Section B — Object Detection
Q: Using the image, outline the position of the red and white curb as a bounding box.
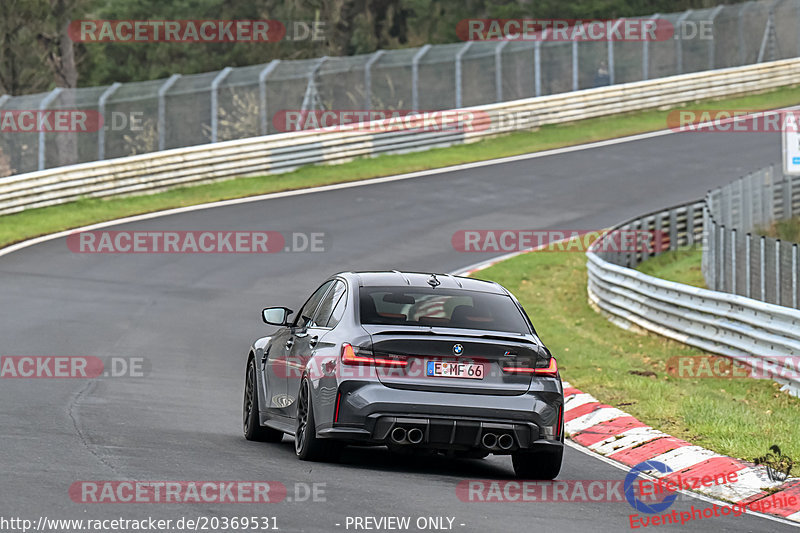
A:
[562,381,800,523]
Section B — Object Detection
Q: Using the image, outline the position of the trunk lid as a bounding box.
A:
[362,325,545,395]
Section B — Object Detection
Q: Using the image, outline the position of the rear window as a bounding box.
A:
[359,286,530,333]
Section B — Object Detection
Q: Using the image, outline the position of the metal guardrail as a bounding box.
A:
[3,58,800,216]
[586,200,800,398]
[703,166,800,308]
[0,0,793,176]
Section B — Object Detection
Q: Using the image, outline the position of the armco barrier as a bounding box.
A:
[2,58,800,215]
[586,200,800,398]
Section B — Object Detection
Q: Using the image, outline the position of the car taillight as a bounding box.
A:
[502,357,558,376]
[341,343,408,367]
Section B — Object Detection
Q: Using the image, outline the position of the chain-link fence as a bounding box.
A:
[1,0,798,177]
[703,166,800,309]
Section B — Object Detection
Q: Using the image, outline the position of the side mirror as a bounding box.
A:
[262,307,293,326]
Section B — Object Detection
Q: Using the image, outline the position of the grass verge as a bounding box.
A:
[636,247,706,288]
[3,85,800,249]
[758,217,800,243]
[478,249,799,474]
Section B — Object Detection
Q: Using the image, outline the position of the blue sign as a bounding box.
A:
[624,460,677,514]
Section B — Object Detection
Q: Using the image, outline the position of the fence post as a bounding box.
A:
[719,225,726,291]
[258,60,280,136]
[731,228,737,294]
[455,42,473,109]
[776,239,782,305]
[157,74,181,151]
[534,30,545,97]
[97,82,121,160]
[793,243,798,308]
[642,14,660,80]
[738,3,752,65]
[364,50,384,110]
[675,10,693,74]
[495,41,509,102]
[783,172,792,220]
[38,88,63,171]
[746,232,752,298]
[607,19,623,85]
[708,5,725,69]
[760,236,766,300]
[572,22,583,91]
[210,67,233,144]
[411,45,432,112]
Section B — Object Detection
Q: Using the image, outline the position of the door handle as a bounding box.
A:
[285,339,294,350]
[309,336,318,348]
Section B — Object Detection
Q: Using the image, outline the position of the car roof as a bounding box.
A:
[334,271,509,295]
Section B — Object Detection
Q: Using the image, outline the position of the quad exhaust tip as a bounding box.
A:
[497,433,514,450]
[482,433,498,449]
[407,428,424,444]
[390,427,407,443]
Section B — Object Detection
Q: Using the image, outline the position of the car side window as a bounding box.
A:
[293,281,334,329]
[313,281,347,328]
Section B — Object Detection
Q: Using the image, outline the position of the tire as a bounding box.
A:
[243,358,283,442]
[295,379,342,462]
[512,447,563,480]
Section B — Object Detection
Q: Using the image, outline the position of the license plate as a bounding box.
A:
[426,361,484,380]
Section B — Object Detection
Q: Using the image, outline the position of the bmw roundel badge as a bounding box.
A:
[453,344,463,355]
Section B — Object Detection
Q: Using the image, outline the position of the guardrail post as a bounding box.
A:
[97,82,121,160]
[411,45,431,112]
[686,203,695,246]
[258,60,280,136]
[746,233,752,298]
[731,228,738,294]
[38,88,63,171]
[364,50,384,110]
[708,5,724,69]
[495,41,509,102]
[675,10,693,74]
[210,67,233,144]
[760,236,766,300]
[669,209,677,250]
[642,14,660,80]
[455,42,473,109]
[158,74,181,151]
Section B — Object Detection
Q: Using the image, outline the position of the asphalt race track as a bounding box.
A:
[1,128,797,532]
